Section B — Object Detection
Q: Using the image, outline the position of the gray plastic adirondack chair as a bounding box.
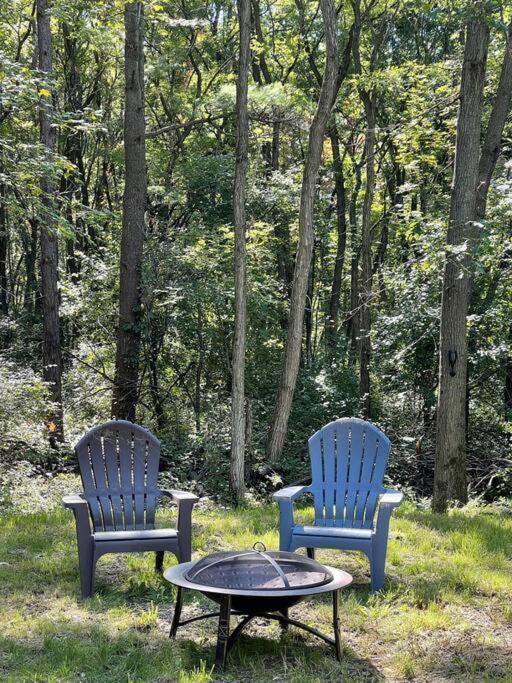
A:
[63,420,198,599]
[273,418,403,592]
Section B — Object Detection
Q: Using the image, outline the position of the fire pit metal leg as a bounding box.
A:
[170,586,184,639]
[333,589,342,661]
[214,595,232,672]
[279,607,289,633]
[226,614,256,653]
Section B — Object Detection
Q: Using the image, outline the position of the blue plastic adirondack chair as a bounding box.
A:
[273,418,403,591]
[63,421,198,598]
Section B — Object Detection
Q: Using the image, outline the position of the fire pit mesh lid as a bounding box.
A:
[184,546,333,591]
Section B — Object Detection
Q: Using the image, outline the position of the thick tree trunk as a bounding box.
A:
[37,0,64,443]
[267,0,339,464]
[433,15,489,513]
[325,125,347,347]
[230,0,251,501]
[111,2,147,421]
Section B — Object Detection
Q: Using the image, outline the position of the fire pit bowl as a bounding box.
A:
[164,545,352,671]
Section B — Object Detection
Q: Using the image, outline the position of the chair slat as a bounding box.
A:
[321,424,336,525]
[118,429,135,529]
[88,432,114,531]
[103,427,124,530]
[343,421,364,527]
[132,431,148,530]
[364,438,390,527]
[353,428,378,526]
[76,444,103,530]
[144,439,160,528]
[334,422,350,527]
[309,432,325,526]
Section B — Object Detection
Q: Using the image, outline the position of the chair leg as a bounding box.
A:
[155,551,164,572]
[306,547,315,560]
[78,545,95,599]
[369,551,385,592]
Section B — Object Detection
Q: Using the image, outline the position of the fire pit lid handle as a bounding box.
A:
[252,542,291,589]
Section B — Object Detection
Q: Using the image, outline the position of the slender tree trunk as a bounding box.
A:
[37,0,64,443]
[346,159,361,357]
[505,323,512,415]
[194,304,204,433]
[0,160,8,315]
[476,18,512,221]
[325,125,347,347]
[111,2,147,421]
[61,21,85,280]
[433,14,489,513]
[358,93,376,417]
[23,219,38,315]
[230,0,251,501]
[267,0,339,464]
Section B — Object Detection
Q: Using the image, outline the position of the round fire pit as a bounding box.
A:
[164,545,352,671]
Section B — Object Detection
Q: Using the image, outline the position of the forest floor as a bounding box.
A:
[0,492,511,683]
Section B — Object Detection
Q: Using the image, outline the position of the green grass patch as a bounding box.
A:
[0,499,511,681]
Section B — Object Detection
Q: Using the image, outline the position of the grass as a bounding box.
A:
[0,497,511,682]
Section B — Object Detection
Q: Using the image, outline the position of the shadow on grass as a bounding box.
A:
[416,640,512,681]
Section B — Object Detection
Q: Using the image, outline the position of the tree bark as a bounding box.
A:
[37,0,64,443]
[267,0,339,464]
[111,2,147,421]
[345,156,362,357]
[325,124,347,347]
[230,0,251,501]
[61,20,85,280]
[358,92,376,417]
[476,18,512,220]
[433,14,489,513]
[0,158,8,315]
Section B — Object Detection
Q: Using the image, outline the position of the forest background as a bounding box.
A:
[1,0,511,510]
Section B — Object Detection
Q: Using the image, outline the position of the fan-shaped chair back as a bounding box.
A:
[75,420,161,532]
[308,418,390,529]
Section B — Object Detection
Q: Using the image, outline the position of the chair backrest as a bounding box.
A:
[307,418,390,529]
[75,420,161,532]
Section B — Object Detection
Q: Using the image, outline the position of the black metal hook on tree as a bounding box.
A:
[448,350,458,377]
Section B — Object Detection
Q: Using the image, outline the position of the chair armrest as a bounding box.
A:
[158,489,199,504]
[62,494,92,537]
[272,485,308,503]
[159,489,197,562]
[62,494,87,510]
[379,489,403,508]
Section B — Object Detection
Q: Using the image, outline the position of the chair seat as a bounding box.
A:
[94,528,178,543]
[292,525,373,540]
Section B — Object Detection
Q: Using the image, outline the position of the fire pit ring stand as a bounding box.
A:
[164,548,352,671]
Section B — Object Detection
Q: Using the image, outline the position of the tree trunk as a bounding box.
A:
[358,93,376,418]
[345,158,362,357]
[230,0,251,501]
[505,323,512,415]
[61,20,85,280]
[476,18,512,220]
[267,0,339,465]
[37,0,64,443]
[111,2,147,421]
[325,125,347,347]
[0,159,8,315]
[433,14,489,513]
